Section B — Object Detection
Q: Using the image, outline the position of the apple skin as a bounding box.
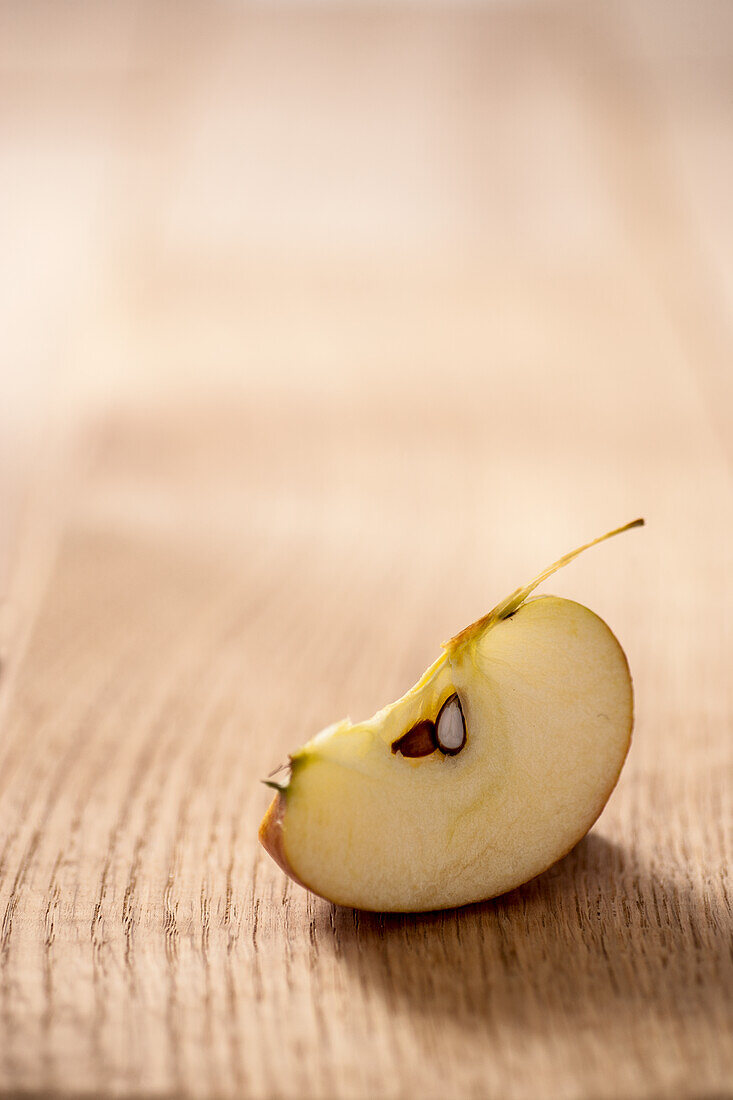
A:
[260,595,634,912]
[259,792,309,890]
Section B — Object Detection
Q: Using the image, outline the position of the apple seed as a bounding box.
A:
[391,720,438,758]
[436,693,466,755]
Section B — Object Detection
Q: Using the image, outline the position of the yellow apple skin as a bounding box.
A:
[259,595,634,912]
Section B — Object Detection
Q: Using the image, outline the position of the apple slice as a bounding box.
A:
[260,519,642,912]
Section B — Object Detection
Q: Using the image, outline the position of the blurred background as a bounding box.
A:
[1,2,732,1096]
[3,0,732,704]
[3,1,732,550]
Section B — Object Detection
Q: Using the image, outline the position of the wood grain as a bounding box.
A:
[1,1,732,1097]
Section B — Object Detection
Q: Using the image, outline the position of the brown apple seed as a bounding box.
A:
[391,719,438,758]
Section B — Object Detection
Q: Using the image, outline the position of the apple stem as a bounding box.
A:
[446,518,644,648]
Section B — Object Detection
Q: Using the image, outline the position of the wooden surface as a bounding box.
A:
[1,2,732,1097]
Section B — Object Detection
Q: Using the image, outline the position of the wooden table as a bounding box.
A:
[1,2,731,1096]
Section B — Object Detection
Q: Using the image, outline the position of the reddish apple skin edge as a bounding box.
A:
[259,792,309,891]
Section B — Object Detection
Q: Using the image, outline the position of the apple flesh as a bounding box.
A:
[260,521,641,911]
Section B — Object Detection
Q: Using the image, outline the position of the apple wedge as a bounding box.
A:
[260,519,642,911]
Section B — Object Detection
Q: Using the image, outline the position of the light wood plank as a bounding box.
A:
[0,2,731,1097]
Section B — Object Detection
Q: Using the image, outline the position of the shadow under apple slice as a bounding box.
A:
[311,833,732,1056]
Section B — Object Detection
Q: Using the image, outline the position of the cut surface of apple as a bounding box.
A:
[260,520,642,912]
